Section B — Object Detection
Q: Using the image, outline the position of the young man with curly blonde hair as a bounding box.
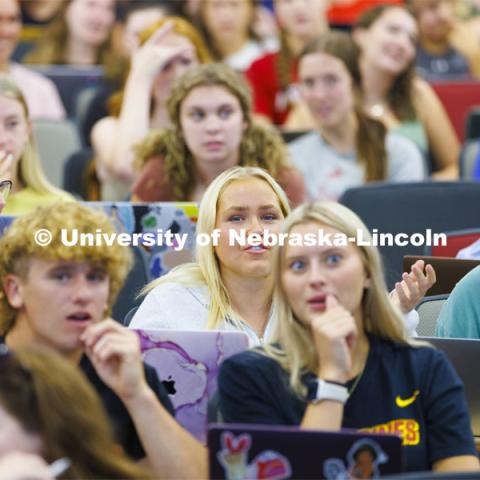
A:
[0,202,206,478]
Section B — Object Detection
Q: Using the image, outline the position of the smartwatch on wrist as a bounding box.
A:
[312,379,349,405]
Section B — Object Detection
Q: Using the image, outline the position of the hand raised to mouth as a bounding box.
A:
[0,151,14,178]
[312,294,358,384]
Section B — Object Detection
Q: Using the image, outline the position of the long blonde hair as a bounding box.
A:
[142,166,291,329]
[266,202,414,396]
[0,75,66,197]
[134,63,289,200]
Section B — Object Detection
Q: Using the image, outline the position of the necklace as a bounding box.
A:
[348,366,365,397]
[369,103,385,119]
[347,335,370,397]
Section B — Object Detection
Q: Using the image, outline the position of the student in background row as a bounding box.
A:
[0,75,72,215]
[218,201,479,473]
[0,0,65,120]
[289,31,425,202]
[77,0,170,152]
[198,0,277,72]
[131,63,306,206]
[245,0,329,126]
[15,0,63,62]
[131,166,434,344]
[289,4,459,179]
[91,17,210,201]
[409,0,480,81]
[24,0,122,85]
[20,0,63,27]
[0,346,151,478]
[355,4,459,179]
[115,0,169,59]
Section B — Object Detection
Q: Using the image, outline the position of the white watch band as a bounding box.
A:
[312,379,349,405]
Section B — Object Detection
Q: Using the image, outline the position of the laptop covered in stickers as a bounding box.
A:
[86,202,199,279]
[85,202,198,320]
[208,424,404,479]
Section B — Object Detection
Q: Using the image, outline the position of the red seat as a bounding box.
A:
[431,81,480,141]
[327,0,404,26]
[429,229,480,257]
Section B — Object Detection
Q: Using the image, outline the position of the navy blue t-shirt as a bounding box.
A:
[416,46,471,81]
[218,336,477,472]
[80,355,174,460]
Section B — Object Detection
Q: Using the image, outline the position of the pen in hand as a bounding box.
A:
[48,457,71,477]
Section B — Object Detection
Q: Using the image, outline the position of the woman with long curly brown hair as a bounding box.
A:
[132,62,306,206]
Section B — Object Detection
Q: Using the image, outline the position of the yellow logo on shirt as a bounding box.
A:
[396,390,420,408]
[360,419,420,446]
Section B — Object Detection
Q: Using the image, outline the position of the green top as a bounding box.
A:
[2,186,75,215]
[392,121,429,155]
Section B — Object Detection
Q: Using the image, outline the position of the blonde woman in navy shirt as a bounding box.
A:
[218,201,478,473]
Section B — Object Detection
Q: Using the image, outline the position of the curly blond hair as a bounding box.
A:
[0,203,133,334]
[135,63,289,200]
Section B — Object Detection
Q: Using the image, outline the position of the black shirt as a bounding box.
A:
[80,355,174,460]
[218,335,477,472]
[0,335,174,461]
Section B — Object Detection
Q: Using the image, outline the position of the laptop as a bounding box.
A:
[208,424,404,479]
[87,202,198,280]
[403,256,480,296]
[419,337,480,438]
[135,329,249,443]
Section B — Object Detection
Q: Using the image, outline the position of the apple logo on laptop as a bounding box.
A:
[162,376,177,395]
